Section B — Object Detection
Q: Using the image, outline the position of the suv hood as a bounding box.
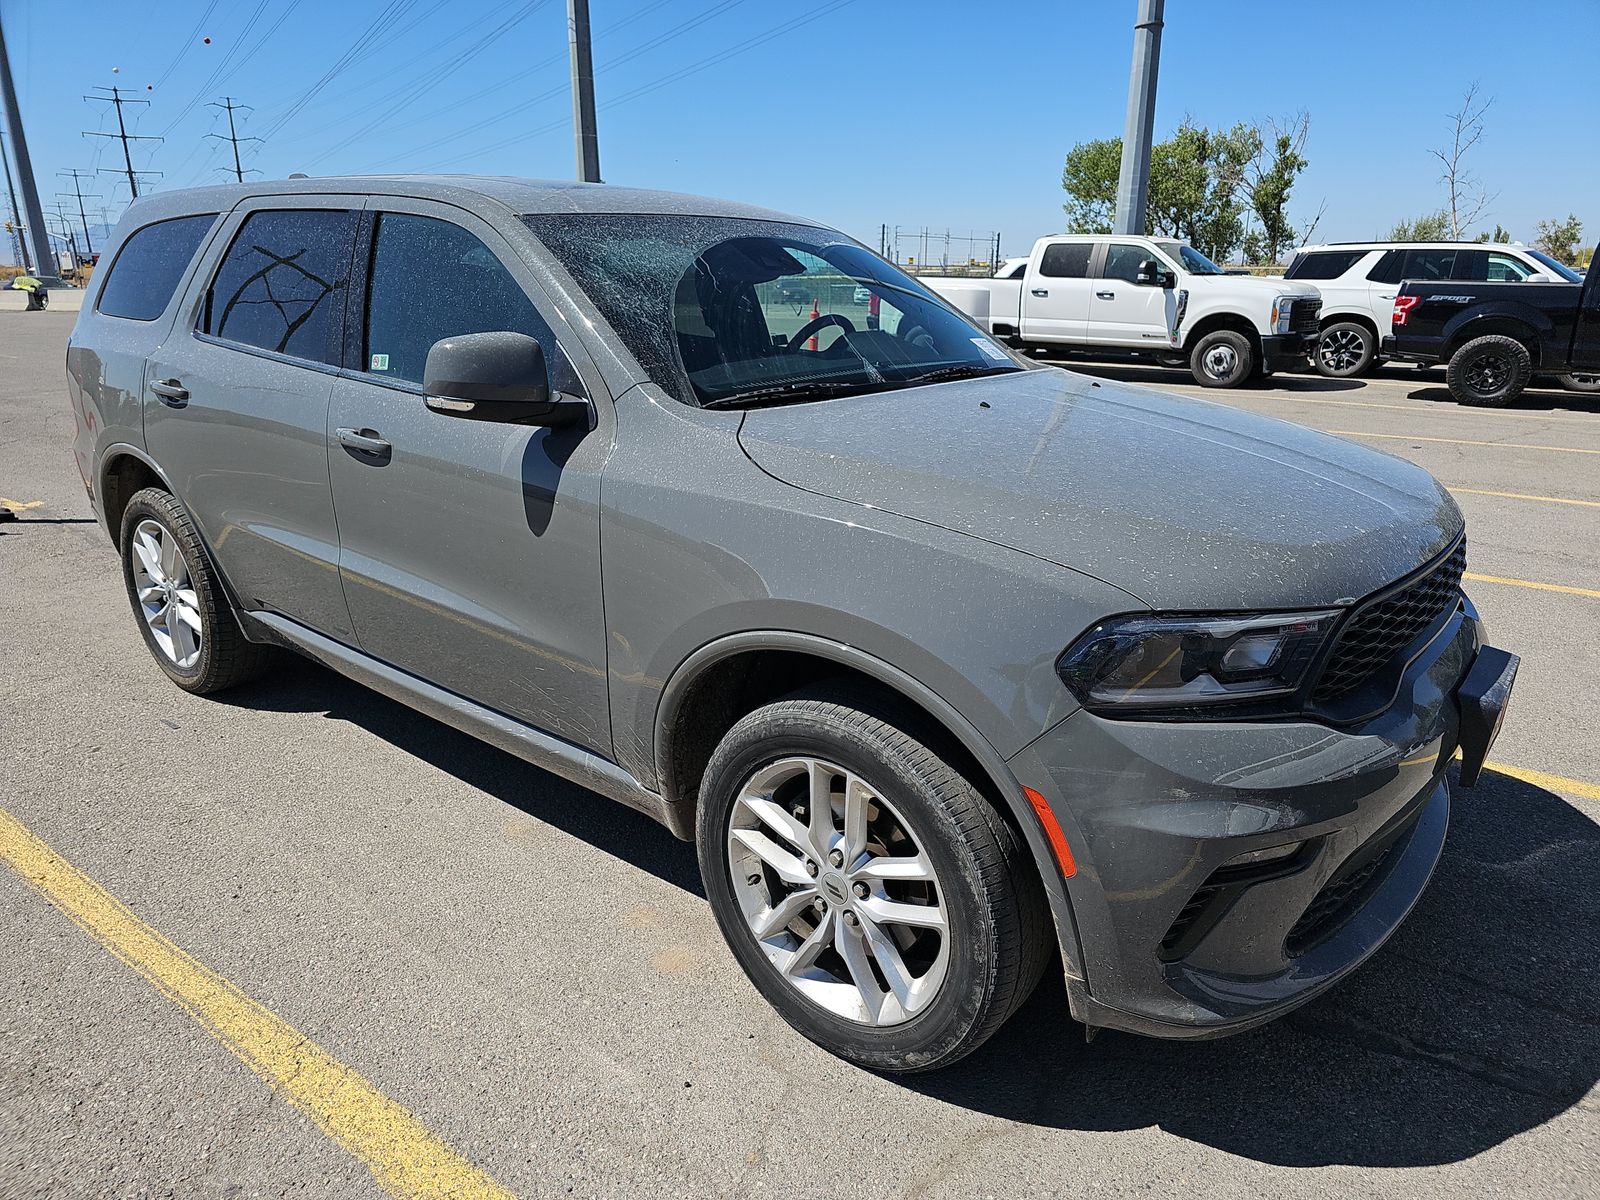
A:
[737,368,1462,610]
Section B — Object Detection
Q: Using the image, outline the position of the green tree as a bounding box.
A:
[1532,214,1584,264]
[1061,138,1122,234]
[1244,113,1310,264]
[1387,212,1452,241]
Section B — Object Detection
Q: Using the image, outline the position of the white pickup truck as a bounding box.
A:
[924,234,1321,387]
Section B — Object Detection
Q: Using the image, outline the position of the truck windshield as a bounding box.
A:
[1156,242,1225,275]
[1526,249,1583,283]
[522,213,1021,407]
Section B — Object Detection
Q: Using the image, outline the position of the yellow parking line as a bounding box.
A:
[1485,763,1600,804]
[1328,430,1600,455]
[1464,571,1600,600]
[0,497,44,511]
[0,807,515,1200]
[1449,487,1600,508]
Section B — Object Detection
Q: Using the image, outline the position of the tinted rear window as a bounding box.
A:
[1038,243,1092,278]
[1284,250,1364,280]
[95,214,217,321]
[205,209,359,364]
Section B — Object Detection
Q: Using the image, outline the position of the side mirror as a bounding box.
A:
[1522,272,1554,284]
[1135,258,1176,288]
[423,331,590,427]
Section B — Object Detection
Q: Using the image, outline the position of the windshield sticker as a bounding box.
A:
[370,353,390,371]
[970,337,1011,362]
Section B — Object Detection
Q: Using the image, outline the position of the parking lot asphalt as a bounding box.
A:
[3,310,1597,1199]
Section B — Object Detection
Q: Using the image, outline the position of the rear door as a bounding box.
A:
[325,199,613,751]
[143,198,361,641]
[1019,240,1092,343]
[1090,242,1177,346]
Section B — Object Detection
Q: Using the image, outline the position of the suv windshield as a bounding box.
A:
[522,214,1021,406]
[1155,242,1224,275]
[1526,249,1584,283]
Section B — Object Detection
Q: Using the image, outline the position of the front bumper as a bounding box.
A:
[1009,600,1514,1039]
[1261,331,1318,372]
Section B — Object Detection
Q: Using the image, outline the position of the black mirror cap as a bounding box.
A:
[423,331,589,427]
[1136,258,1175,287]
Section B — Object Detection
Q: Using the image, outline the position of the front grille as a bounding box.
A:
[1284,850,1391,956]
[1288,297,1321,334]
[1312,539,1466,703]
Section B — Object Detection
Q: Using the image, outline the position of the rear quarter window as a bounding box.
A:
[94,214,218,321]
[1038,243,1092,278]
[1284,250,1364,281]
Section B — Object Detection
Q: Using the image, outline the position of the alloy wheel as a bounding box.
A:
[129,518,203,669]
[1319,328,1367,373]
[726,756,950,1027]
[1464,353,1509,395]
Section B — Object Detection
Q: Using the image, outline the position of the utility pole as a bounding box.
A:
[0,129,27,270]
[85,86,162,200]
[566,0,601,183]
[58,169,100,260]
[0,9,51,278]
[1112,0,1164,236]
[206,97,261,183]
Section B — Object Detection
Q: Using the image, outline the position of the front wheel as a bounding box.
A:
[1446,335,1532,407]
[1316,321,1376,377]
[697,687,1050,1073]
[1188,330,1254,388]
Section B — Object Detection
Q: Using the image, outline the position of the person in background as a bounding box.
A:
[11,273,47,310]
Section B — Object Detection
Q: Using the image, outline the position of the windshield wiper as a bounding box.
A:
[699,379,891,410]
[900,364,1022,385]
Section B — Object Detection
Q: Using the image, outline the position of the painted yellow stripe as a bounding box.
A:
[0,497,44,511]
[0,807,516,1200]
[1485,763,1600,804]
[1328,430,1600,455]
[1464,571,1600,600]
[1449,487,1600,508]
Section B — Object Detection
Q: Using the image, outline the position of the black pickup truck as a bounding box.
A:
[1383,267,1600,406]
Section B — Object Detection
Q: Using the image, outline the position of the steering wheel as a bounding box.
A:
[787,312,856,351]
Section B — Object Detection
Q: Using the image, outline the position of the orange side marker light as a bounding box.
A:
[1023,786,1077,878]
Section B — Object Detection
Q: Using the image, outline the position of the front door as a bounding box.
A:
[326,202,613,752]
[1090,243,1179,347]
[144,200,362,641]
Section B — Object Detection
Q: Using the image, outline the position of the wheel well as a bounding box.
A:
[1182,312,1260,355]
[1448,321,1541,366]
[1320,312,1380,340]
[100,455,165,547]
[661,649,1009,841]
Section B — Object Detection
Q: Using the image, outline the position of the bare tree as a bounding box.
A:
[1429,83,1496,239]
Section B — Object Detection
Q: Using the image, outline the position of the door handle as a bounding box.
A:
[1030,288,1049,297]
[150,379,189,405]
[1378,293,1395,300]
[336,427,392,460]
[1096,290,1116,299]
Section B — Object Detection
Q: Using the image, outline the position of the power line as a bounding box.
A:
[56,169,102,259]
[158,0,274,137]
[206,97,262,182]
[152,0,222,91]
[84,86,163,199]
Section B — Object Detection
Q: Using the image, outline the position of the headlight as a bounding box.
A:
[1271,295,1304,334]
[1057,611,1340,712]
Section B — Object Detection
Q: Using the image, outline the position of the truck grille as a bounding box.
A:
[1312,539,1466,703]
[1288,297,1321,334]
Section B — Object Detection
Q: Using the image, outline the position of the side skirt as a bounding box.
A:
[241,610,683,837]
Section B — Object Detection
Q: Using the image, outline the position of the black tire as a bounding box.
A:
[1557,371,1600,393]
[118,487,273,694]
[1315,320,1377,378]
[1188,329,1254,388]
[696,685,1051,1073]
[1446,335,1532,407]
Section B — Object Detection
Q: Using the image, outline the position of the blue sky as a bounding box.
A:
[3,0,1596,265]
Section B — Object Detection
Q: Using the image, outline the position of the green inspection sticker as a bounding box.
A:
[370,353,389,371]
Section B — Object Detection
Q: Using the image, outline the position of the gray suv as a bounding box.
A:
[67,177,1518,1072]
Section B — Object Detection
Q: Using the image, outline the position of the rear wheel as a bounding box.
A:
[697,687,1050,1073]
[1557,371,1600,393]
[119,488,273,693]
[1316,321,1376,377]
[1188,330,1253,388]
[1446,335,1532,407]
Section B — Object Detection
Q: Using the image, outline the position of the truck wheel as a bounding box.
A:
[1557,372,1600,393]
[1189,330,1253,388]
[1446,335,1532,407]
[696,685,1050,1073]
[1316,322,1376,377]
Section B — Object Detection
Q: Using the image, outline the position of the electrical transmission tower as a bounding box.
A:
[84,86,162,199]
[57,169,101,260]
[206,98,262,183]
[0,128,26,269]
